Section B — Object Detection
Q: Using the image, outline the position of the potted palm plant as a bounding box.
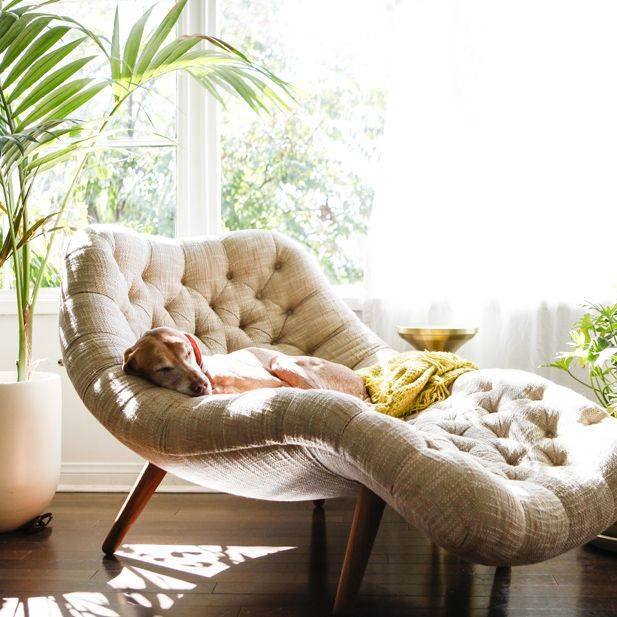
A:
[549,301,617,550]
[0,0,289,532]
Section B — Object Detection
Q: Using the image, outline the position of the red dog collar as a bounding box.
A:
[184,333,203,366]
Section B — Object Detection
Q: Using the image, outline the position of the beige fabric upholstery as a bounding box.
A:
[60,225,617,566]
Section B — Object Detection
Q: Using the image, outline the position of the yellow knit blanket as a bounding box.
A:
[357,351,478,419]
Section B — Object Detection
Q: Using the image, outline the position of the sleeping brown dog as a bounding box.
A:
[123,326,368,400]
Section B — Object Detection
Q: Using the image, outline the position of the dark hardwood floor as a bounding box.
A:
[0,492,615,616]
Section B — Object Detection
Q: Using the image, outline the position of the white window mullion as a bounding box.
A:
[177,0,220,238]
[204,0,221,237]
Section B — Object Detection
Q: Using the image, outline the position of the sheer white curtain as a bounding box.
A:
[365,0,617,378]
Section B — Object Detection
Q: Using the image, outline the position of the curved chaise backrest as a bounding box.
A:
[60,225,389,424]
[62,225,387,357]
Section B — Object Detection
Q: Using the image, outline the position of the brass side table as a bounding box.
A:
[397,326,478,353]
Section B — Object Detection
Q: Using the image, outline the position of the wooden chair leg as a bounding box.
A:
[313,499,325,509]
[102,462,166,555]
[333,485,385,616]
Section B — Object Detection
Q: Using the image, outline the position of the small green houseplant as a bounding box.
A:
[0,0,289,532]
[548,302,617,416]
[549,301,617,550]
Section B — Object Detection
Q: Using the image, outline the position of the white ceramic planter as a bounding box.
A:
[0,371,61,532]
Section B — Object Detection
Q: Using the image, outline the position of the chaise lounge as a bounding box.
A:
[60,226,617,614]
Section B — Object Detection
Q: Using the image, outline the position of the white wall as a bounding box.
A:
[0,304,204,492]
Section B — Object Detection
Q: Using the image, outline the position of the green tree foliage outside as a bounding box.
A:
[220,0,387,283]
[221,86,385,283]
[74,148,175,236]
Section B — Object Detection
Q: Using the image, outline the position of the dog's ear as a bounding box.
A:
[122,347,139,375]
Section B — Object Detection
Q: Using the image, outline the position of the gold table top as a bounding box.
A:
[397,326,479,353]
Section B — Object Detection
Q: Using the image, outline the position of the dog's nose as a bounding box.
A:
[191,381,206,395]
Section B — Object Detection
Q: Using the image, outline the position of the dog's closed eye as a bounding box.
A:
[158,366,174,373]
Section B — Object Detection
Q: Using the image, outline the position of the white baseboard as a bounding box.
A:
[59,462,217,493]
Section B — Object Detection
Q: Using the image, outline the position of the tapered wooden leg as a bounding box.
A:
[333,485,385,615]
[313,499,325,509]
[102,462,166,555]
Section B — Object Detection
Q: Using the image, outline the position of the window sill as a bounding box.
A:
[0,289,61,316]
[0,285,365,316]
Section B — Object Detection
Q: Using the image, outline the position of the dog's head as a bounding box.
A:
[122,327,211,396]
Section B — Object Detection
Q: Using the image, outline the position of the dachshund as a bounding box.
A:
[122,326,368,400]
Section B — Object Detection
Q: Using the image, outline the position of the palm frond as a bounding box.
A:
[110,3,294,112]
[0,0,292,380]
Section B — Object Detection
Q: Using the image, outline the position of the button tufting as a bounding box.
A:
[274,261,283,270]
[226,272,234,280]
[478,400,495,414]
[255,291,263,300]
[579,407,606,425]
[524,386,545,401]
[271,337,280,345]
[506,453,523,466]
[286,308,293,316]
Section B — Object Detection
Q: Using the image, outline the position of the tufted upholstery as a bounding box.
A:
[60,225,617,566]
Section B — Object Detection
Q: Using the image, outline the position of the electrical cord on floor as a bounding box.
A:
[20,512,53,534]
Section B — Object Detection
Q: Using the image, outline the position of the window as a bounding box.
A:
[219,0,393,284]
[24,0,178,288]
[2,0,392,292]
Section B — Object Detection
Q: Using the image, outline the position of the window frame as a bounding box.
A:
[177,0,221,237]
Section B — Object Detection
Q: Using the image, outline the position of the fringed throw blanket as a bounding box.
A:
[357,352,478,419]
